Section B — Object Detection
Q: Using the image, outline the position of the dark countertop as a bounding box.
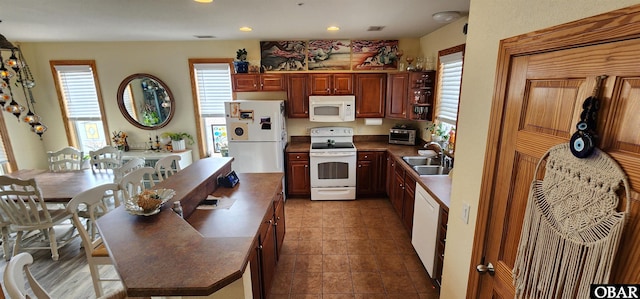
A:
[286,140,452,210]
[97,157,283,297]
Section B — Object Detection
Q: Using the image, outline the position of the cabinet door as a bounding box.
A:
[356,159,374,196]
[355,73,386,118]
[261,74,286,91]
[232,74,260,92]
[332,74,354,95]
[391,168,405,216]
[408,71,436,121]
[385,154,395,196]
[286,153,310,197]
[402,175,416,234]
[287,74,309,118]
[260,218,277,299]
[309,74,333,95]
[434,208,448,287]
[386,73,409,119]
[274,193,286,260]
[249,238,262,299]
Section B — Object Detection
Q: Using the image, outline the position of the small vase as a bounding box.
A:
[124,138,130,152]
[233,61,249,73]
[172,139,186,152]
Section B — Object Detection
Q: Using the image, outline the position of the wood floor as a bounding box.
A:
[0,198,439,299]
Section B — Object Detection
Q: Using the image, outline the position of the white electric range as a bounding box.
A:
[309,127,357,200]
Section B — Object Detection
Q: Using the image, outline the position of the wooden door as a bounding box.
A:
[231,74,260,92]
[333,73,354,95]
[286,153,310,197]
[402,174,416,234]
[386,73,409,119]
[309,74,333,95]
[287,74,309,118]
[355,73,386,118]
[260,74,286,91]
[470,6,640,298]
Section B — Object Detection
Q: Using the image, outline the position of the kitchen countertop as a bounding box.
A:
[97,157,284,297]
[285,140,452,210]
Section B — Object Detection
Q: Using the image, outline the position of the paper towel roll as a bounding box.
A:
[364,118,383,125]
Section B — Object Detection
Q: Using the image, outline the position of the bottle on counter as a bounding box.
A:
[172,201,183,218]
[448,127,456,153]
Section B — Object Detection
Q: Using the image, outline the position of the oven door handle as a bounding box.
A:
[309,152,356,158]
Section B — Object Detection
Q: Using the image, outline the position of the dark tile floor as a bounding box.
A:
[269,198,440,299]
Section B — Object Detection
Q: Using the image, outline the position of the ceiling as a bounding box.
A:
[0,0,470,42]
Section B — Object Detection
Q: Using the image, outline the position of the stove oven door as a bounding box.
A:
[309,151,356,188]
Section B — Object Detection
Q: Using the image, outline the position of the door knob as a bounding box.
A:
[476,262,495,275]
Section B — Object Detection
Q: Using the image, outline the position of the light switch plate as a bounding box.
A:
[461,202,470,224]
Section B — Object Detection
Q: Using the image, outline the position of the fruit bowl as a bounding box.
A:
[125,188,176,216]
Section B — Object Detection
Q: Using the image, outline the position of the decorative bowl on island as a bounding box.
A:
[125,188,176,216]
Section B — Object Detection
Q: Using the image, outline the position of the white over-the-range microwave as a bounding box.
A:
[308,95,355,122]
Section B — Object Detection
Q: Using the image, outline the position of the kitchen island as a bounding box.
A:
[97,157,284,298]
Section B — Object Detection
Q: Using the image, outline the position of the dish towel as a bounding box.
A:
[513,143,630,299]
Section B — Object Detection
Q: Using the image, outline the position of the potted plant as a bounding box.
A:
[233,48,249,73]
[427,122,449,143]
[161,132,194,152]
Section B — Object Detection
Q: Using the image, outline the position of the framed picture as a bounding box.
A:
[308,40,351,71]
[351,40,399,70]
[260,41,307,71]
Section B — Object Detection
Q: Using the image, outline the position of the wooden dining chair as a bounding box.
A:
[0,176,76,261]
[67,183,122,298]
[4,252,128,299]
[0,209,13,261]
[154,155,181,182]
[113,158,146,185]
[89,146,122,173]
[47,146,83,172]
[118,167,156,203]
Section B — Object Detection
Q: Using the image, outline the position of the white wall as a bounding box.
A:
[439,1,640,298]
[11,38,421,169]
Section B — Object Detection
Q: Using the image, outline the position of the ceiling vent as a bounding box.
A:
[367,26,385,32]
[194,35,216,39]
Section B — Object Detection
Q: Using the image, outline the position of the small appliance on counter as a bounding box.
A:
[389,125,417,145]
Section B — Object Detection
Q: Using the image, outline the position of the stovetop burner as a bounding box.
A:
[311,142,355,150]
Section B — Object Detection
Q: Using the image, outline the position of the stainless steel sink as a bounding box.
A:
[413,165,451,176]
[402,156,438,166]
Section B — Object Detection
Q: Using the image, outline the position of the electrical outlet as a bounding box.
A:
[461,202,470,224]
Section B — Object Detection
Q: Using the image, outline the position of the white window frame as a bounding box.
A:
[188,59,234,158]
[50,60,110,154]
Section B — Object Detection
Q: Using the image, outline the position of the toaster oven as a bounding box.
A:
[389,128,417,145]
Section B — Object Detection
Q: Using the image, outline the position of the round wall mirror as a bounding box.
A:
[117,73,175,130]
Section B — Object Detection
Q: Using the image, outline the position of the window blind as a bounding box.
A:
[193,63,232,117]
[0,134,8,166]
[54,65,102,119]
[436,52,463,124]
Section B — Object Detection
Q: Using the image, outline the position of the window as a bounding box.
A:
[188,59,234,158]
[435,44,465,125]
[51,61,110,154]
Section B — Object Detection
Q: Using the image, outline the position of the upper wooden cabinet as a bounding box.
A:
[386,72,409,119]
[286,74,309,118]
[385,71,435,121]
[232,74,286,92]
[355,73,386,118]
[309,73,354,95]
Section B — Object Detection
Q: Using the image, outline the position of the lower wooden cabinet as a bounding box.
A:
[402,174,416,234]
[356,151,386,197]
[387,155,416,235]
[286,152,310,197]
[251,183,286,299]
[434,208,448,287]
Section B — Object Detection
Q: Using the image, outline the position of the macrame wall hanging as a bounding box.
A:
[513,76,631,299]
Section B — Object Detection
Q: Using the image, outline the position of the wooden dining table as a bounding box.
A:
[6,169,115,202]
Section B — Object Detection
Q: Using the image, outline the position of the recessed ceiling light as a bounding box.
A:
[432,11,461,23]
[327,26,340,31]
[194,0,213,3]
[367,26,385,32]
[239,27,253,32]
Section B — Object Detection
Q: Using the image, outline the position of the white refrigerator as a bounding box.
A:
[224,100,287,173]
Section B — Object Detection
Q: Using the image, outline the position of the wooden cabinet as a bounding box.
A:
[355,73,386,118]
[274,190,286,260]
[286,74,309,118]
[232,74,286,92]
[402,174,416,234]
[434,208,448,287]
[386,155,416,234]
[386,73,409,119]
[386,71,436,120]
[356,151,385,197]
[286,152,310,197]
[252,182,285,299]
[309,73,354,95]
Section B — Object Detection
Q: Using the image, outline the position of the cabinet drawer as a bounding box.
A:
[440,209,449,227]
[288,153,309,161]
[357,152,376,161]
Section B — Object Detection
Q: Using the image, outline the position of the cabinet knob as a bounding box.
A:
[296,155,300,159]
[267,219,273,224]
[333,88,337,92]
[260,83,264,87]
[277,216,281,220]
[364,155,368,158]
[258,245,263,249]
[274,222,278,226]
[305,165,308,168]
[327,88,331,92]
[254,84,257,87]
[358,165,362,168]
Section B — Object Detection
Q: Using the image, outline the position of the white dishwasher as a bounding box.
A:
[412,183,440,277]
